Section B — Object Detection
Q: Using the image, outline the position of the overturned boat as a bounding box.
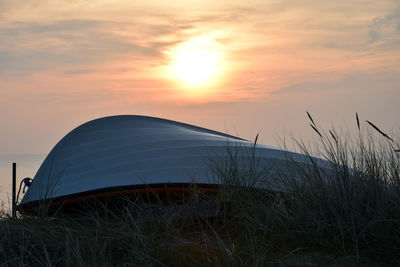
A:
[18,115,314,214]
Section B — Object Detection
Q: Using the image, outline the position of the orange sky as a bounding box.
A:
[1,0,400,155]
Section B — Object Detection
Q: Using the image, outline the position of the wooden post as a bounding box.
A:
[12,163,16,218]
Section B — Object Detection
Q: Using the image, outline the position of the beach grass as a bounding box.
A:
[0,115,399,266]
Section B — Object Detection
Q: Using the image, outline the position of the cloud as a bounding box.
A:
[368,7,400,49]
[272,72,400,95]
[1,0,399,105]
[0,4,266,76]
[0,20,188,74]
[63,69,95,75]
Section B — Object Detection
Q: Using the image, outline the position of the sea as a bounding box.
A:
[0,154,45,211]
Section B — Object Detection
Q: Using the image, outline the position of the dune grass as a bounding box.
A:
[0,114,399,266]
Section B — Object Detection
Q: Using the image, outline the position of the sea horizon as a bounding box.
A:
[0,154,46,210]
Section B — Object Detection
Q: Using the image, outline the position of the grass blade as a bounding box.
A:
[254,133,259,146]
[366,120,394,142]
[329,130,338,144]
[309,124,322,138]
[356,112,360,131]
[306,111,315,126]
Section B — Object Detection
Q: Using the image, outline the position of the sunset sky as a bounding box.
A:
[1,0,399,157]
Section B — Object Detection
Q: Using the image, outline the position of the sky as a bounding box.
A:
[0,0,400,202]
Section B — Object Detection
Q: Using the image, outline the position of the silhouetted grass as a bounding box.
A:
[0,114,399,266]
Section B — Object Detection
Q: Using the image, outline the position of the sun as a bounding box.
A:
[167,37,223,88]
